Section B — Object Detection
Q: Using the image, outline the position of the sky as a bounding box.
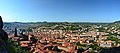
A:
[0,0,120,22]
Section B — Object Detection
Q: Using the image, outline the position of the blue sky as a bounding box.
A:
[0,0,120,22]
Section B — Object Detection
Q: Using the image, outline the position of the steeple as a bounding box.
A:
[14,28,18,37]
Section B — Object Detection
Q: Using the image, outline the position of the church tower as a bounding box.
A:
[14,28,18,37]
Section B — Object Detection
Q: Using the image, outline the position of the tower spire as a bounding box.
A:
[14,28,18,37]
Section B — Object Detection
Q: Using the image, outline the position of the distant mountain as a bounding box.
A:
[113,21,120,23]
